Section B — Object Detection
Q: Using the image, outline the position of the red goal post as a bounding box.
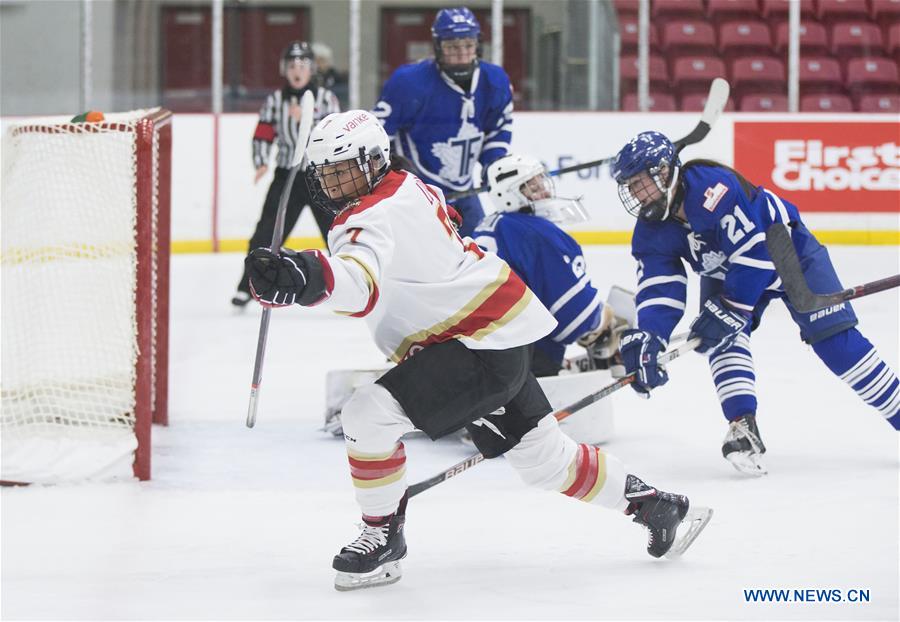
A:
[1,109,172,483]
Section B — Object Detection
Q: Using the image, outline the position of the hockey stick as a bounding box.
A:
[565,330,690,372]
[407,337,701,498]
[444,78,730,202]
[765,224,900,314]
[246,90,316,428]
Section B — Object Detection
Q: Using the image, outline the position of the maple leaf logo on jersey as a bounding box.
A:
[431,118,482,185]
[700,250,727,276]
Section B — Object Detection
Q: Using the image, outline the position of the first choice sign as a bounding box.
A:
[733,121,900,213]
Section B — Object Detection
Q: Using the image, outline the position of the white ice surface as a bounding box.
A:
[2,246,898,621]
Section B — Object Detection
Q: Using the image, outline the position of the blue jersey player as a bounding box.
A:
[372,7,513,237]
[473,154,630,377]
[610,131,899,476]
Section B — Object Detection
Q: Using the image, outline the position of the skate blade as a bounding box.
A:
[334,560,403,592]
[725,451,767,477]
[665,506,713,559]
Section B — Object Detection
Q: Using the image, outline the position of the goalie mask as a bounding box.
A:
[610,131,681,222]
[305,110,391,214]
[486,154,589,225]
[432,7,482,84]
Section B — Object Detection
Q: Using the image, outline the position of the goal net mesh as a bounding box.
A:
[1,109,169,483]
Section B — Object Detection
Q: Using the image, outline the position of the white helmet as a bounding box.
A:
[486,154,589,225]
[306,110,391,213]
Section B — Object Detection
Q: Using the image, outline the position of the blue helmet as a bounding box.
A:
[611,131,681,222]
[432,7,481,41]
[432,8,481,83]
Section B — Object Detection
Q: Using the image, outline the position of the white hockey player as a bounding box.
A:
[244,110,712,591]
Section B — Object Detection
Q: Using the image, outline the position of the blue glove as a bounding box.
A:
[619,329,669,395]
[689,297,750,356]
[245,247,308,307]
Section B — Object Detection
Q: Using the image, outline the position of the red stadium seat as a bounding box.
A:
[740,93,789,111]
[857,93,900,112]
[774,22,829,56]
[800,93,854,111]
[653,0,705,20]
[619,16,660,54]
[681,91,737,111]
[760,0,815,21]
[622,92,678,111]
[719,20,774,61]
[831,22,886,63]
[662,21,718,57]
[799,56,844,94]
[731,57,786,99]
[817,0,869,25]
[672,56,729,95]
[889,23,900,63]
[846,57,900,97]
[707,0,762,24]
[619,55,670,95]
[871,0,900,31]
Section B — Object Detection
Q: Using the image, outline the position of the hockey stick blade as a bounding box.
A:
[246,90,316,428]
[445,79,730,202]
[673,78,729,152]
[766,224,900,313]
[407,338,701,498]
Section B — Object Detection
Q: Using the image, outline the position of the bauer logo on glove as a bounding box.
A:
[688,297,749,356]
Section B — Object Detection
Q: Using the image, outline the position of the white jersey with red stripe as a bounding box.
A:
[311,169,557,363]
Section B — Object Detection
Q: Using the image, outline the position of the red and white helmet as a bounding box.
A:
[486,154,589,225]
[305,110,391,213]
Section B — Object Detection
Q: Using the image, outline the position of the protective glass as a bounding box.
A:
[531,197,590,225]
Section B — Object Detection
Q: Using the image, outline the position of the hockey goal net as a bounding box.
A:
[1,109,172,483]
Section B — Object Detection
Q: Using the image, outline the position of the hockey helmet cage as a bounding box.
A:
[305,110,391,213]
[486,154,589,225]
[432,7,482,82]
[611,131,682,222]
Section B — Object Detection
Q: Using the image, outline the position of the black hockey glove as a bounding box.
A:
[245,247,308,307]
[619,329,669,396]
[688,297,749,356]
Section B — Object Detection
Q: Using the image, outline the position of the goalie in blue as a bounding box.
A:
[472,154,631,378]
[372,6,513,237]
[610,131,899,476]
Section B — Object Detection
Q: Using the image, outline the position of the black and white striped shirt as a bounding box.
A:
[252,85,341,170]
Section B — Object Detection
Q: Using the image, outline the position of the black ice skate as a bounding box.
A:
[333,495,407,591]
[722,414,767,476]
[624,475,713,559]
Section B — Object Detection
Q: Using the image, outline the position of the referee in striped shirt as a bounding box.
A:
[233,41,341,307]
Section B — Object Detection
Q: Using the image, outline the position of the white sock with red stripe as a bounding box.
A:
[506,415,628,510]
[342,383,415,517]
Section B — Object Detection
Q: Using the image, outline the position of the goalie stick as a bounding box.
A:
[407,337,701,498]
[765,224,900,314]
[246,90,316,428]
[445,77,730,202]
